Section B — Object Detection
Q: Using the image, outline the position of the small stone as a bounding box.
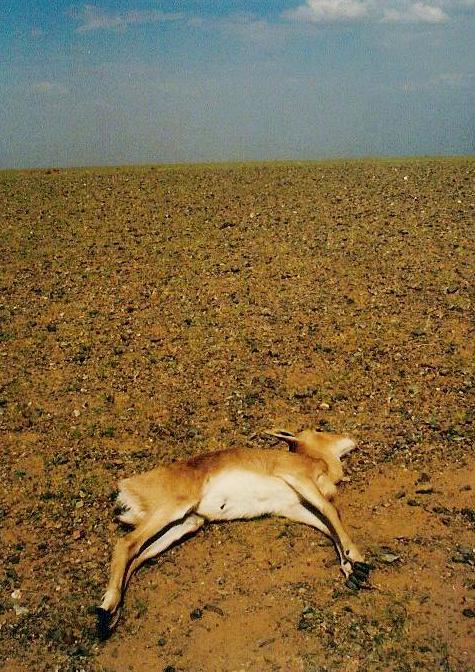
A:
[411,328,425,337]
[297,605,320,630]
[461,508,475,523]
[394,490,406,499]
[432,506,450,514]
[462,608,475,618]
[416,472,431,484]
[203,604,224,616]
[319,402,330,410]
[258,637,276,648]
[380,553,400,564]
[11,589,22,601]
[407,499,420,507]
[190,608,202,620]
[451,547,475,565]
[445,285,459,294]
[72,409,81,418]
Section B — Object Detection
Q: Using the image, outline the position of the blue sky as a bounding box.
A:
[1,0,474,167]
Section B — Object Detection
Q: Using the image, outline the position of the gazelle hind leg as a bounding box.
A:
[123,513,205,588]
[97,502,196,638]
[97,513,205,640]
[278,473,370,585]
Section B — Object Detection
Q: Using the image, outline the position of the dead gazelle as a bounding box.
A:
[96,429,371,639]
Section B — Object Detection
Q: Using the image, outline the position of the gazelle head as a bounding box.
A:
[264,428,356,484]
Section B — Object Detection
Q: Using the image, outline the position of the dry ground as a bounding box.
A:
[0,158,474,672]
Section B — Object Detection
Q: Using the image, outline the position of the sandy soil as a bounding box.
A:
[0,159,473,671]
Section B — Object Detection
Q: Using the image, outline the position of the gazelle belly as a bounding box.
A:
[197,469,299,521]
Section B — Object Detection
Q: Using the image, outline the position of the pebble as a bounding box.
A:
[13,604,29,617]
[380,553,400,564]
[445,284,459,294]
[203,604,224,616]
[451,547,475,566]
[416,472,431,484]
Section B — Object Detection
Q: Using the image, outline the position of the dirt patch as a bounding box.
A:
[0,159,473,671]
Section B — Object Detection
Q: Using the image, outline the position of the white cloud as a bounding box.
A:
[73,5,183,33]
[284,0,370,22]
[70,2,468,38]
[383,2,448,22]
[284,0,450,23]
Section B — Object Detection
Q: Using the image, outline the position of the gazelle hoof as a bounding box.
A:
[96,607,113,641]
[352,562,371,582]
[353,561,372,575]
[345,561,372,591]
[345,576,361,591]
[352,569,368,583]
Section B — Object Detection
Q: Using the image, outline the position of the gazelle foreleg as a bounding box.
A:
[280,501,350,574]
[278,474,371,588]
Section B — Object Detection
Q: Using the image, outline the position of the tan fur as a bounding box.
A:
[97,429,365,636]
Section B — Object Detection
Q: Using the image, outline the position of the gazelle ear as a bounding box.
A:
[331,437,356,458]
[263,429,299,445]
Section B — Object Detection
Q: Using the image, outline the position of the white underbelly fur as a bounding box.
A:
[197,469,300,520]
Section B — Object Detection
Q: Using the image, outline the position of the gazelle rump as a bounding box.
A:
[96,429,371,639]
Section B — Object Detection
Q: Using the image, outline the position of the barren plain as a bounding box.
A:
[1,159,474,671]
